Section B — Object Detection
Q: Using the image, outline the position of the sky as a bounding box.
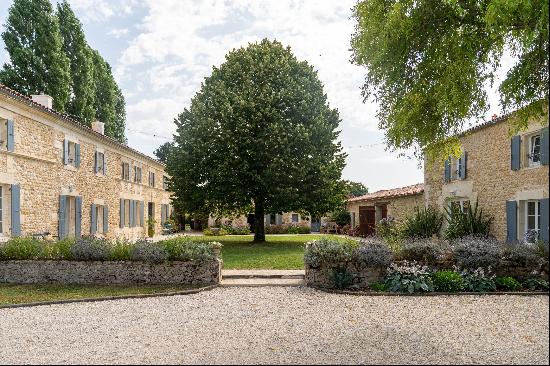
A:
[0,0,513,192]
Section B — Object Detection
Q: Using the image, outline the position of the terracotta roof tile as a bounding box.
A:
[347,183,424,202]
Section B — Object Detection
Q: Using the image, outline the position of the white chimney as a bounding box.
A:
[92,120,105,135]
[31,93,53,109]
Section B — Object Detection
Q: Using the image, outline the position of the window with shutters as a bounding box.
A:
[269,214,276,225]
[163,176,169,190]
[291,213,299,223]
[96,152,105,175]
[95,205,104,233]
[121,162,130,181]
[0,119,7,150]
[524,200,541,241]
[124,199,130,227]
[527,134,541,167]
[134,166,142,183]
[149,172,155,187]
[0,186,3,234]
[67,141,77,167]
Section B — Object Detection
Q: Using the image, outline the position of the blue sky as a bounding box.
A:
[0,0,512,191]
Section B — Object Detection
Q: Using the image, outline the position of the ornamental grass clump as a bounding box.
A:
[70,236,109,261]
[452,235,503,269]
[304,237,358,268]
[384,261,434,294]
[131,239,168,263]
[431,270,465,292]
[354,237,393,268]
[0,237,42,260]
[401,238,447,264]
[459,267,496,292]
[400,206,443,239]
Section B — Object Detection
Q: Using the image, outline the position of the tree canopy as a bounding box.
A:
[0,0,70,111]
[1,0,127,143]
[154,142,175,164]
[342,180,368,198]
[351,0,549,161]
[167,39,347,242]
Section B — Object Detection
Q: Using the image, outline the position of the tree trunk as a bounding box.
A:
[253,198,266,243]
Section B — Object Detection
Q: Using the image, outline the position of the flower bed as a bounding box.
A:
[0,236,222,285]
[304,236,549,293]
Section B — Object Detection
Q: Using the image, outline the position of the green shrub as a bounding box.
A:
[369,282,388,292]
[401,206,443,239]
[452,235,503,269]
[329,266,354,289]
[444,200,492,240]
[221,224,251,235]
[522,277,549,291]
[401,238,446,264]
[0,237,42,260]
[431,270,464,292]
[41,238,74,260]
[459,267,496,292]
[354,237,393,268]
[161,237,219,262]
[502,244,542,269]
[330,209,351,227]
[131,239,168,263]
[203,228,228,236]
[384,261,434,293]
[495,276,523,291]
[265,223,311,234]
[376,217,403,253]
[70,237,110,261]
[109,238,133,261]
[304,237,359,268]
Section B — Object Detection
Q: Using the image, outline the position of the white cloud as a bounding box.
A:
[68,0,139,23]
[108,28,129,38]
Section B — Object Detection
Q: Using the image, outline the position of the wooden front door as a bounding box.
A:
[359,206,376,236]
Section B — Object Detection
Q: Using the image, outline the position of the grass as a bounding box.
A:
[191,234,325,269]
[0,284,201,306]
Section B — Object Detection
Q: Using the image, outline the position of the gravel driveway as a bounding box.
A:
[0,287,548,365]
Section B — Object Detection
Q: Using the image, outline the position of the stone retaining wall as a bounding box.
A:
[0,259,222,285]
[305,263,384,288]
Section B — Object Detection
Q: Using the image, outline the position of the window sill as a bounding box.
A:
[521,164,543,171]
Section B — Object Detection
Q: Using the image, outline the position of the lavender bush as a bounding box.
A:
[354,237,393,268]
[452,235,503,269]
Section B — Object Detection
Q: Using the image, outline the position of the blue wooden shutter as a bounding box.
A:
[90,204,97,234]
[63,139,69,165]
[444,159,451,182]
[276,214,282,225]
[94,152,98,173]
[511,135,521,170]
[119,199,125,228]
[140,201,144,227]
[129,162,133,182]
[59,195,67,239]
[6,119,15,152]
[75,196,82,238]
[103,205,109,234]
[161,204,166,225]
[75,144,81,168]
[103,153,107,175]
[506,200,517,243]
[459,152,467,180]
[540,127,549,166]
[540,198,549,242]
[10,184,21,236]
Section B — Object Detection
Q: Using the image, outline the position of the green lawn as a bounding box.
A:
[191,234,325,269]
[0,284,200,306]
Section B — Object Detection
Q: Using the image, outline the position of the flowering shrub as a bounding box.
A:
[523,229,538,244]
[131,239,168,263]
[304,237,359,268]
[384,261,434,293]
[401,238,446,264]
[162,237,220,262]
[459,267,496,292]
[452,235,503,269]
[0,237,42,260]
[354,237,393,268]
[495,276,522,291]
[70,236,110,261]
[502,244,542,269]
[431,270,465,292]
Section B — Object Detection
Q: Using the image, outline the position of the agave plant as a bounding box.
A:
[444,200,492,240]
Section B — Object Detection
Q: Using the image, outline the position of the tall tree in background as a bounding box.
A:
[342,180,368,198]
[112,84,127,143]
[167,39,347,242]
[351,0,549,162]
[56,0,95,124]
[154,142,175,164]
[0,0,70,111]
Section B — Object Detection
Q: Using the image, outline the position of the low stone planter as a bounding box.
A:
[0,259,222,285]
[305,262,384,288]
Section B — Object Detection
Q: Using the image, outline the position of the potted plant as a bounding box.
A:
[147,216,156,238]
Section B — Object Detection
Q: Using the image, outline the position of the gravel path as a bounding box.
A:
[0,287,548,365]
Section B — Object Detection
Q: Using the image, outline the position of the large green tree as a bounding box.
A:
[342,180,368,198]
[167,39,347,242]
[0,0,70,111]
[154,142,175,164]
[56,0,95,124]
[351,0,549,161]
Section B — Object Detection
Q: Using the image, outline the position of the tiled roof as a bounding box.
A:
[0,83,165,167]
[347,183,424,202]
[458,111,513,137]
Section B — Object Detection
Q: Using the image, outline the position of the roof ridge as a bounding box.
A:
[348,183,424,202]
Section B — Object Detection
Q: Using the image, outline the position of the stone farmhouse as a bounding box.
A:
[0,85,172,241]
[346,183,424,236]
[208,212,317,231]
[347,111,549,243]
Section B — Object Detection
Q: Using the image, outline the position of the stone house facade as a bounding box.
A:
[208,211,315,231]
[0,85,172,241]
[346,183,424,236]
[424,112,549,242]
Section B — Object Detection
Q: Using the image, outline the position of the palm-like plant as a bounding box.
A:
[444,200,492,240]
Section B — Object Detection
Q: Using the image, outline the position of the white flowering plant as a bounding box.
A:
[384,260,434,293]
[458,266,496,292]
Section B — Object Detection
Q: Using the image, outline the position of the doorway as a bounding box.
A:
[359,206,376,236]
